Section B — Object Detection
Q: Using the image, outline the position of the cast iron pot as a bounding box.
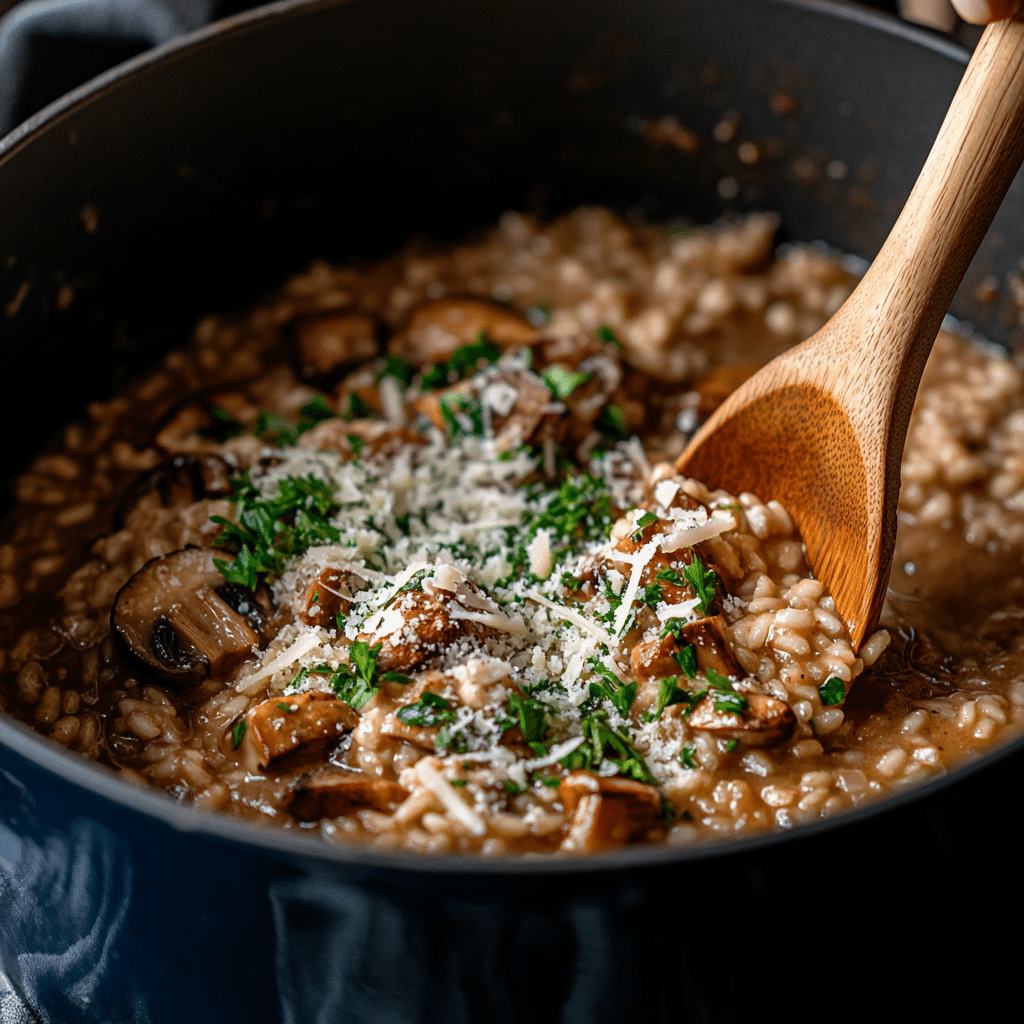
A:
[1,1,1022,1021]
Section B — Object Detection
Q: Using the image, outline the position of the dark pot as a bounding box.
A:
[1,1,1022,1021]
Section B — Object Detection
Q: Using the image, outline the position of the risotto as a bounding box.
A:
[0,207,1021,855]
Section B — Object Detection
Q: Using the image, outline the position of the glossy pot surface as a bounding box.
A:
[1,1,1022,1020]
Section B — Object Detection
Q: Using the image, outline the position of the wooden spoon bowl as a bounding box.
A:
[678,16,1024,648]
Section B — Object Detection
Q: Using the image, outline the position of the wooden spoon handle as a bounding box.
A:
[856,17,1024,380]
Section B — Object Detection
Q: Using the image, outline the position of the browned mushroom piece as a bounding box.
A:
[630,633,684,684]
[111,548,270,685]
[673,615,743,677]
[286,766,408,820]
[558,772,663,853]
[357,586,492,675]
[389,297,537,364]
[687,690,796,748]
[115,453,235,527]
[293,310,379,380]
[299,567,358,628]
[243,692,359,770]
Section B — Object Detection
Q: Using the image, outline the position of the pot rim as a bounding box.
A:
[0,0,1010,875]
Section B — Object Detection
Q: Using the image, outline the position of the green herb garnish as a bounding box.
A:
[197,406,244,442]
[595,403,629,440]
[706,668,747,716]
[543,366,592,400]
[818,677,846,706]
[724,739,740,753]
[596,324,622,349]
[376,354,415,387]
[679,743,698,769]
[396,690,457,727]
[682,555,718,613]
[212,473,341,590]
[329,641,384,710]
[631,510,658,541]
[231,718,247,751]
[559,709,656,784]
[506,691,548,743]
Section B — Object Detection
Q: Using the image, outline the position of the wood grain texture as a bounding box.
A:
[678,17,1024,648]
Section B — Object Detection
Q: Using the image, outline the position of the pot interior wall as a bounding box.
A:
[2,0,1019,507]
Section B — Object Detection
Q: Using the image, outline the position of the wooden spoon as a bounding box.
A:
[676,17,1024,649]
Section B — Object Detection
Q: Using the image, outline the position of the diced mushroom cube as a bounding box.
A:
[243,692,359,769]
[287,767,408,820]
[688,690,795,748]
[558,772,663,852]
[673,615,742,678]
[299,567,356,629]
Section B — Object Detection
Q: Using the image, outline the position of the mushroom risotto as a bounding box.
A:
[1,207,1023,855]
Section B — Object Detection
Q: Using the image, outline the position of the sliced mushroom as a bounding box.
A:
[389,297,537,364]
[299,566,357,629]
[293,310,379,380]
[243,692,359,770]
[558,772,663,853]
[688,690,796,748]
[673,616,743,678]
[115,454,234,527]
[286,766,408,820]
[111,548,268,685]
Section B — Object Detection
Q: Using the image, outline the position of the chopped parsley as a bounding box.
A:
[724,739,740,753]
[420,333,501,391]
[706,668,747,716]
[231,718,247,751]
[439,392,485,438]
[595,403,629,441]
[376,354,415,387]
[631,510,658,542]
[396,690,457,728]
[503,779,524,796]
[673,644,697,679]
[449,778,469,788]
[212,473,341,589]
[346,434,365,457]
[587,659,637,717]
[683,555,718,613]
[506,691,548,743]
[679,743,698,769]
[346,391,374,420]
[275,702,295,712]
[197,406,244,442]
[329,640,384,710]
[656,567,686,588]
[641,582,663,608]
[296,394,337,433]
[819,677,846,706]
[543,366,592,400]
[642,675,689,722]
[596,324,622,349]
[560,709,656,784]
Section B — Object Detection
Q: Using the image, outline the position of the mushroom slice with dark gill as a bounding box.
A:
[243,692,359,770]
[558,772,663,853]
[286,766,408,820]
[111,547,270,685]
